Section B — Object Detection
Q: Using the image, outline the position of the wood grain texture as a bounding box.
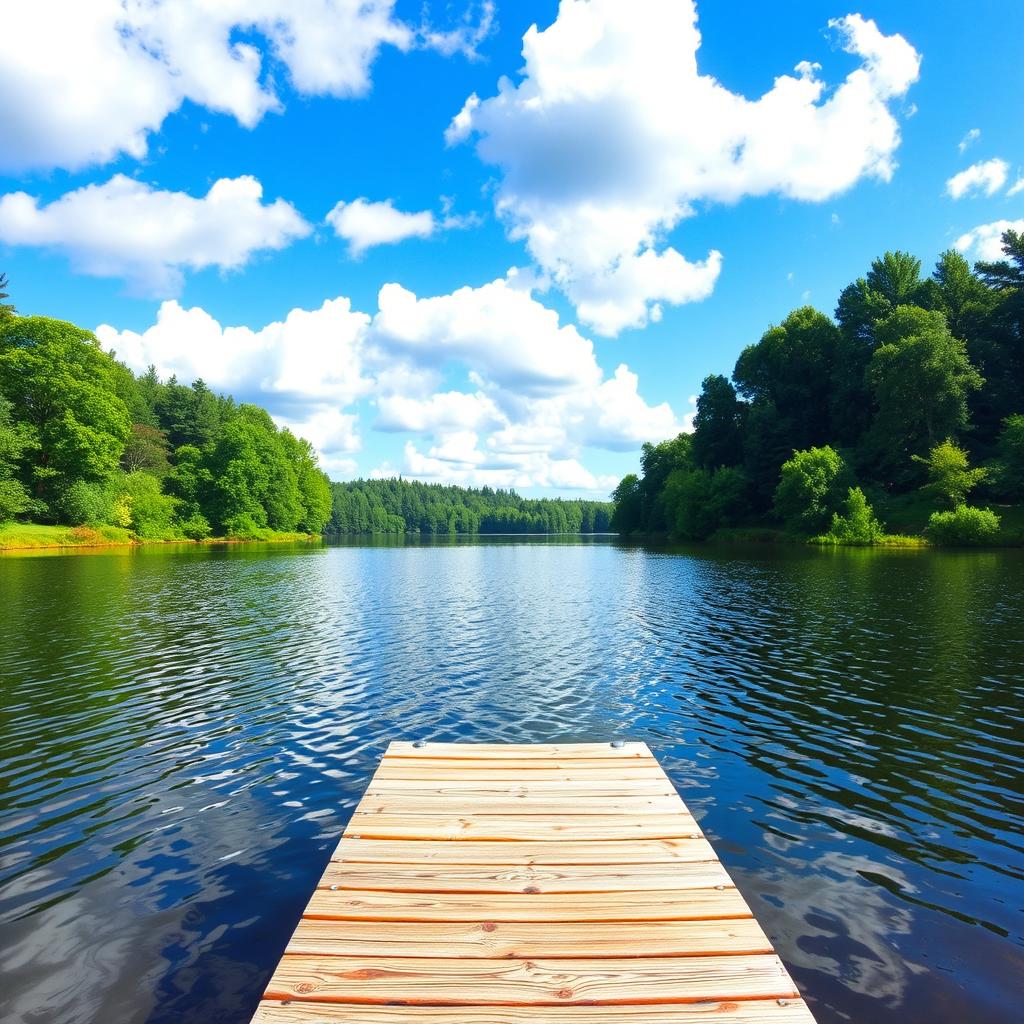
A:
[302,888,751,922]
[330,838,714,864]
[248,741,815,1024]
[386,742,654,760]
[343,813,700,841]
[253,999,818,1023]
[317,861,731,894]
[263,954,799,1005]
[284,918,774,959]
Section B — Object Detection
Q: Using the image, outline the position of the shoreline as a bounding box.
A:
[0,523,321,554]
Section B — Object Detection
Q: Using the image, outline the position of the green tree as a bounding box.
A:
[995,414,1024,499]
[914,439,987,508]
[864,306,983,481]
[0,396,33,519]
[836,251,924,344]
[0,316,131,511]
[279,429,333,532]
[663,466,748,541]
[0,273,14,319]
[121,423,171,475]
[610,473,642,534]
[773,445,848,533]
[691,374,744,469]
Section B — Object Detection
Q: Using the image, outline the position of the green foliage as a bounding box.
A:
[0,316,131,506]
[995,414,1024,499]
[663,466,748,541]
[926,505,1001,546]
[121,423,171,475]
[118,471,180,539]
[58,479,115,526]
[913,439,987,508]
[773,446,848,534]
[329,478,613,536]
[0,396,33,519]
[0,272,14,319]
[610,473,642,534]
[865,306,983,480]
[691,375,743,469]
[818,487,883,545]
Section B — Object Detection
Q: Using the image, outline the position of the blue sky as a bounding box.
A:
[1,0,1022,495]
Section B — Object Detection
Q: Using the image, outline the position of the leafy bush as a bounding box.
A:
[819,487,884,544]
[177,512,212,540]
[119,471,179,539]
[914,439,986,508]
[773,446,848,533]
[58,479,114,525]
[926,505,1001,546]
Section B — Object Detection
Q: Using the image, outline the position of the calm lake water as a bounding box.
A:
[0,537,1022,1024]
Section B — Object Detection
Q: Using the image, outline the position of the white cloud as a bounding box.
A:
[0,1,490,173]
[0,175,310,295]
[1008,177,1024,198]
[326,199,436,256]
[945,158,1010,200]
[419,1,496,58]
[96,273,680,492]
[97,295,371,433]
[324,197,479,256]
[954,219,1024,262]
[958,128,981,153]
[448,0,920,334]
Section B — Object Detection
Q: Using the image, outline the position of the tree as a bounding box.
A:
[995,414,1024,499]
[0,273,14,319]
[0,396,33,519]
[663,466,748,541]
[864,306,983,482]
[0,316,131,511]
[836,251,924,344]
[691,374,744,469]
[914,439,987,508]
[773,445,848,533]
[279,429,333,532]
[733,306,840,454]
[610,474,642,534]
[822,487,883,544]
[121,423,171,475]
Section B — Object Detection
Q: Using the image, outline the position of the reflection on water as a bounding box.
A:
[0,538,1021,1024]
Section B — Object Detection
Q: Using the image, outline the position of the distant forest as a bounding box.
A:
[613,231,1024,545]
[329,478,613,535]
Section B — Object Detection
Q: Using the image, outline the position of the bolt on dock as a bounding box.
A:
[251,741,816,1022]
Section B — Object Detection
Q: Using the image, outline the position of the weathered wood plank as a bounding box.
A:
[374,758,663,771]
[365,779,677,795]
[302,888,751,923]
[355,795,689,815]
[283,918,773,959]
[371,766,671,782]
[386,742,654,760]
[317,861,731,894]
[253,1000,818,1023]
[330,838,714,865]
[263,954,800,1005]
[343,814,700,841]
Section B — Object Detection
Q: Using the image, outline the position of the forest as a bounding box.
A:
[328,478,613,535]
[612,231,1024,546]
[0,280,332,545]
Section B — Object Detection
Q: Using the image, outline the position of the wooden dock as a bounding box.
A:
[251,741,816,1022]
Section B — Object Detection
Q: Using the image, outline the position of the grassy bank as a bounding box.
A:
[0,521,320,552]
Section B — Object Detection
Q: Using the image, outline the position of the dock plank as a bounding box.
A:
[248,742,815,1024]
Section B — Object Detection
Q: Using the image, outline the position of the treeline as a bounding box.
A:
[0,292,332,540]
[329,478,613,535]
[613,231,1024,545]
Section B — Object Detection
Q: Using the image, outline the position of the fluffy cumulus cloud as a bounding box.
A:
[324,197,479,256]
[326,199,437,256]
[97,274,680,491]
[955,219,1024,262]
[0,0,491,173]
[447,0,921,335]
[0,176,310,295]
[946,158,1010,200]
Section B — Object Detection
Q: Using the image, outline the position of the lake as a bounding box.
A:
[0,537,1021,1024]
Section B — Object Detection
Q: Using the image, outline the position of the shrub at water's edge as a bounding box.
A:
[612,233,1024,548]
